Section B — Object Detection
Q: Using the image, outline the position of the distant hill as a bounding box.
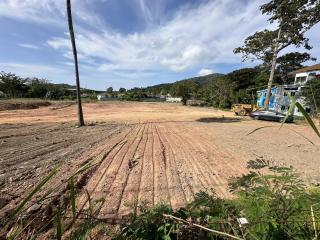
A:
[52,83,104,93]
[138,73,224,94]
[177,73,224,86]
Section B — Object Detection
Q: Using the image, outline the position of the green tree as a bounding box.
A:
[170,81,198,105]
[234,0,320,109]
[210,76,236,108]
[276,52,316,84]
[66,0,84,127]
[106,87,113,93]
[301,77,320,115]
[26,78,49,98]
[118,87,126,93]
[0,71,28,98]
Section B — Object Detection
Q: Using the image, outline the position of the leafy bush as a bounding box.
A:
[118,203,175,240]
[116,160,320,240]
[230,159,320,239]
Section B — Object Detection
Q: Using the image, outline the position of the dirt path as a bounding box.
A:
[0,101,319,226]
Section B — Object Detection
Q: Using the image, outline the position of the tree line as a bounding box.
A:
[0,71,90,100]
[121,53,319,114]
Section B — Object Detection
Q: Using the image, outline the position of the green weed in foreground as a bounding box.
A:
[4,159,320,239]
[116,159,320,240]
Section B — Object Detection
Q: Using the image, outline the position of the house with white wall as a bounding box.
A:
[166,94,182,103]
[257,63,320,116]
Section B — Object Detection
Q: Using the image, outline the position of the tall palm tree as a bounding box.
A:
[66,0,84,126]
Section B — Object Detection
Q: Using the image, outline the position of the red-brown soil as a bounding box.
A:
[0,101,319,235]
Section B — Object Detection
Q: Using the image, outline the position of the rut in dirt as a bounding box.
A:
[0,121,248,223]
[74,121,247,220]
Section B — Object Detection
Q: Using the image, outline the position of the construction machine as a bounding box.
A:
[232,104,258,116]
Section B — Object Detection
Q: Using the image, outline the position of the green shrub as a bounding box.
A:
[115,160,320,240]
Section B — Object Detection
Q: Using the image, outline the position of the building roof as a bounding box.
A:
[290,63,320,75]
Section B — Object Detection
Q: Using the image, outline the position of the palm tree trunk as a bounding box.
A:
[264,26,282,110]
[66,0,84,126]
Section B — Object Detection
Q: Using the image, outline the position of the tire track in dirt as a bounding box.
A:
[0,127,123,189]
[165,125,219,195]
[177,123,247,198]
[152,124,170,205]
[98,124,146,218]
[154,124,187,209]
[163,124,209,196]
[0,123,63,139]
[1,127,119,166]
[155,125,193,204]
[75,125,140,214]
[0,124,129,219]
[0,127,84,156]
[0,128,119,178]
[156,124,196,203]
[118,123,149,216]
[1,120,248,223]
[166,123,231,198]
[176,123,248,184]
[138,123,154,207]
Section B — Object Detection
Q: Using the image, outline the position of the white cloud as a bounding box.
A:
[46,0,270,74]
[1,0,319,89]
[0,62,68,81]
[0,0,64,26]
[0,0,106,29]
[18,43,40,49]
[198,68,214,76]
[137,0,166,25]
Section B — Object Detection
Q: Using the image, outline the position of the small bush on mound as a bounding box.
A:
[116,159,320,240]
[0,99,51,111]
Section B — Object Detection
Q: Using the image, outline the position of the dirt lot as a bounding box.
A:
[0,101,319,226]
[0,99,52,111]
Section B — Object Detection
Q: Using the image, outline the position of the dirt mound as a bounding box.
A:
[0,100,51,111]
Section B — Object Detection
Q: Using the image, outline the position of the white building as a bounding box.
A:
[166,97,182,103]
[257,64,320,116]
[97,93,113,101]
[290,64,320,116]
[166,94,182,103]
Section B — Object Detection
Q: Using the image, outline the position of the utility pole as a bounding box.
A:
[66,0,84,127]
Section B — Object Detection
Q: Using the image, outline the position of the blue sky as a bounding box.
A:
[0,0,319,90]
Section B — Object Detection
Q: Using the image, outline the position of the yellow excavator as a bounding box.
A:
[232,86,262,116]
[231,104,259,116]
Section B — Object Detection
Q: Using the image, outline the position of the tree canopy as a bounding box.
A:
[170,81,199,105]
[234,0,320,109]
[106,87,114,93]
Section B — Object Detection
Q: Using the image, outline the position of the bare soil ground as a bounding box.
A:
[0,101,319,229]
[0,99,52,111]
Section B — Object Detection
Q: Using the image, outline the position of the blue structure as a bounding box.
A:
[256,87,278,109]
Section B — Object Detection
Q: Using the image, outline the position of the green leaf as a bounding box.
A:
[86,189,93,216]
[70,176,77,222]
[295,101,320,138]
[6,224,23,240]
[9,167,57,223]
[286,127,315,145]
[280,96,296,128]
[247,126,275,136]
[69,161,96,180]
[55,208,63,240]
